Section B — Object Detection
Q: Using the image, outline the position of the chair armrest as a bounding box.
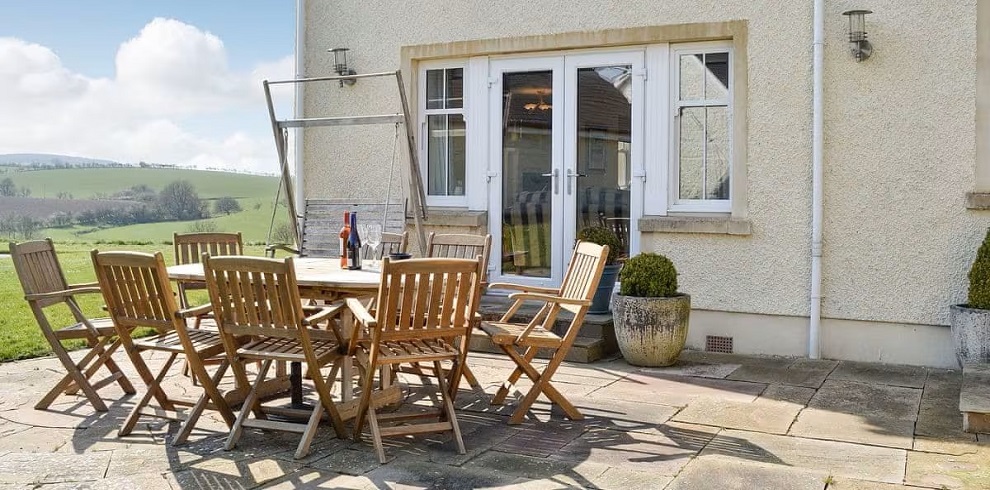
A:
[487,282,560,294]
[508,292,591,307]
[176,303,213,319]
[345,297,377,328]
[25,286,102,302]
[265,243,299,258]
[302,304,344,326]
[69,282,99,289]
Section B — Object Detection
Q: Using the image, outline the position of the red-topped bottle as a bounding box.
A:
[339,211,350,268]
[347,212,362,270]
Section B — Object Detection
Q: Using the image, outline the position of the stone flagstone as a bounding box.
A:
[668,455,827,490]
[700,429,906,484]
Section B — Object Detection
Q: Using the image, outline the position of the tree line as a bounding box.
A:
[0,179,243,240]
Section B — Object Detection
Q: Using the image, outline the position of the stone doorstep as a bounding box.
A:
[477,294,618,363]
[468,331,611,363]
[961,364,990,433]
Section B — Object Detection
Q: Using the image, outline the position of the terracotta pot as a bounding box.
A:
[612,293,690,367]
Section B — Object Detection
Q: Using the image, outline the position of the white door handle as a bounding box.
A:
[540,168,560,194]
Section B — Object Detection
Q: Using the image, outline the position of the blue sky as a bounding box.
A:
[0,1,296,172]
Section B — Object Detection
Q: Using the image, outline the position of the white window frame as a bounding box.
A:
[419,59,469,207]
[668,41,733,214]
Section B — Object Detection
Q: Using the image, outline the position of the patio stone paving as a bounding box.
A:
[0,349,987,488]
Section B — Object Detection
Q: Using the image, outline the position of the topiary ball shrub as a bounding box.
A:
[619,252,678,297]
[577,226,621,265]
[968,229,990,309]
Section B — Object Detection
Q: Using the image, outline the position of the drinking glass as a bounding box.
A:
[362,223,383,268]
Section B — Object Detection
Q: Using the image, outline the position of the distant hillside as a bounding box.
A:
[0,153,122,167]
[3,167,278,200]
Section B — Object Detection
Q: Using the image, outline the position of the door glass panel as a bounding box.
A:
[576,66,632,260]
[501,71,553,278]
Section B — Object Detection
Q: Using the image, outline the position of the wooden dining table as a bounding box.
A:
[166,257,400,419]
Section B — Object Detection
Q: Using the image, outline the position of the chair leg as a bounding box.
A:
[119,353,177,437]
[434,361,465,455]
[225,359,272,451]
[503,347,583,424]
[353,359,377,441]
[174,360,232,445]
[309,359,346,439]
[38,338,107,412]
[491,346,537,406]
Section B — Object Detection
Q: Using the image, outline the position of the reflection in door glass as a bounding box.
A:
[501,71,553,278]
[576,66,632,260]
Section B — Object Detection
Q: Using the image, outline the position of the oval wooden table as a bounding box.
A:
[167,258,399,420]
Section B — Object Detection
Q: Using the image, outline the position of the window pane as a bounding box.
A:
[679,54,704,101]
[678,107,705,200]
[705,106,730,200]
[427,114,447,195]
[705,52,729,100]
[447,114,466,195]
[426,69,444,110]
[445,68,463,109]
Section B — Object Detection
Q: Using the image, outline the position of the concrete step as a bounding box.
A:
[473,294,617,363]
[960,363,990,432]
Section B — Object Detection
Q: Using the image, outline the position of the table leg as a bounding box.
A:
[290,361,305,408]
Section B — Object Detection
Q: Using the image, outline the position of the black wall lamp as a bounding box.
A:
[328,47,357,86]
[842,10,873,62]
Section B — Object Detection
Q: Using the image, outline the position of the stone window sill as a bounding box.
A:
[639,215,752,235]
[406,208,487,227]
[966,192,990,210]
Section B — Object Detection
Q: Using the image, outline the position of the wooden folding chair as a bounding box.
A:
[346,257,484,463]
[202,255,348,459]
[91,250,240,443]
[373,231,408,259]
[419,233,493,395]
[173,232,243,308]
[9,239,135,412]
[480,241,609,424]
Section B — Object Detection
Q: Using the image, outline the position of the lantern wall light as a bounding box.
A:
[842,10,874,62]
[328,47,357,86]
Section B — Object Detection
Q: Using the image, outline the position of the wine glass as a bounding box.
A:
[362,223,383,268]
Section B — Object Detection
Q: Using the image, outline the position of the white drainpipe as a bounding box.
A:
[293,0,306,217]
[809,0,825,358]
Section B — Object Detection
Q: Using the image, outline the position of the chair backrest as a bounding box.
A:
[557,241,610,314]
[371,231,408,260]
[297,199,406,258]
[202,255,311,343]
[173,232,243,265]
[598,214,630,258]
[372,257,483,343]
[9,238,71,309]
[90,251,181,334]
[427,233,492,283]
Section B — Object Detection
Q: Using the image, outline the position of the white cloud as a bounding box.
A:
[0,18,293,173]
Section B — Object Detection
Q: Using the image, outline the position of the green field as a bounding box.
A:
[1,166,291,244]
[0,243,277,363]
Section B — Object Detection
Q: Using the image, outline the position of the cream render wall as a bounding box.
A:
[302,1,983,329]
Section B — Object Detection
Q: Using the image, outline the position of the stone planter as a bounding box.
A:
[589,264,622,314]
[950,304,990,365]
[612,293,690,367]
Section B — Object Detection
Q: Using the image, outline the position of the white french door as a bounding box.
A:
[488,50,645,288]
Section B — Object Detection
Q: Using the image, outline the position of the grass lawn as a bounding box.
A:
[0,242,274,363]
[40,197,291,245]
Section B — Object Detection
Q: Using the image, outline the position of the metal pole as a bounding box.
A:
[264,80,301,247]
[394,70,429,254]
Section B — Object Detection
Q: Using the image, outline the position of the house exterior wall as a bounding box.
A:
[302,0,985,365]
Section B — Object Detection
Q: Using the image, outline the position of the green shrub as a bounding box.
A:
[577,226,621,265]
[619,252,678,297]
[969,229,990,309]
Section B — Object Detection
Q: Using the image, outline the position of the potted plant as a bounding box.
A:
[950,229,990,365]
[577,226,623,314]
[611,252,690,366]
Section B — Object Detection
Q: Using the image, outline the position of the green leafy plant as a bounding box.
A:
[577,226,621,265]
[968,229,990,309]
[619,252,678,297]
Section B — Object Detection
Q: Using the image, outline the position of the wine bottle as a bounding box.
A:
[347,212,362,270]
[339,211,350,268]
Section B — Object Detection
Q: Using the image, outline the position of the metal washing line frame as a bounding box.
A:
[262,70,430,254]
